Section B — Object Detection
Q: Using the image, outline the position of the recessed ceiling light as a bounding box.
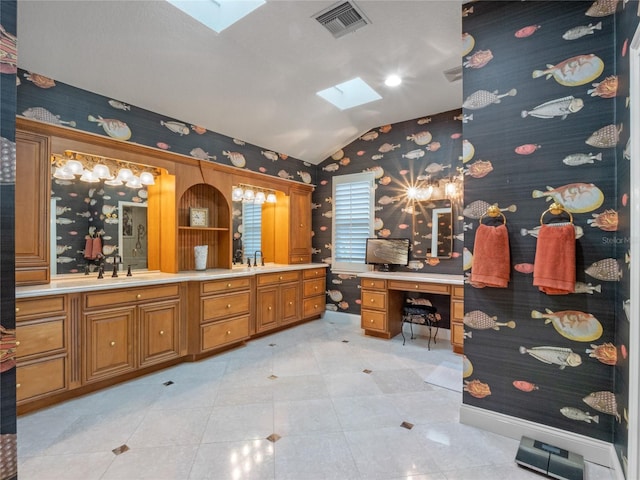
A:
[166,0,265,33]
[385,74,402,87]
[316,77,382,110]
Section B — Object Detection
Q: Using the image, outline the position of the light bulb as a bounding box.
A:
[254,191,266,204]
[266,193,277,203]
[232,186,244,201]
[79,169,100,183]
[125,175,142,188]
[53,166,74,180]
[65,159,84,175]
[243,189,255,201]
[139,172,155,185]
[92,163,111,179]
[116,168,133,182]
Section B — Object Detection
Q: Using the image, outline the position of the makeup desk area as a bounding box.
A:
[358,272,465,354]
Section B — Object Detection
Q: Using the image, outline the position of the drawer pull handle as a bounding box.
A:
[136,294,142,299]
[226,304,232,309]
[110,341,116,346]
[227,283,232,288]
[159,330,165,335]
[226,330,232,335]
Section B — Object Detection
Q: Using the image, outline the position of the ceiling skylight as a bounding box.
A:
[166,0,265,33]
[316,77,382,110]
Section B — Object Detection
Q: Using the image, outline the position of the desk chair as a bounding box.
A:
[401,299,440,350]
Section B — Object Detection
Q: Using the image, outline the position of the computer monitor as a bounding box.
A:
[365,238,410,271]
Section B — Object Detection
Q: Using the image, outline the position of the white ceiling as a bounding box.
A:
[17,0,463,165]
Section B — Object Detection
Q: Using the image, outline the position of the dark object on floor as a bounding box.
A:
[515,436,584,480]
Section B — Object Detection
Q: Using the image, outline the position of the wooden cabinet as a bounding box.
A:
[289,188,312,264]
[83,284,181,383]
[189,277,251,355]
[361,278,401,338]
[15,296,68,404]
[15,130,50,286]
[450,285,464,354]
[302,268,326,319]
[256,271,301,333]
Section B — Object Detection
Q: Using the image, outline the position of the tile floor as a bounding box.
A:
[18,314,615,480]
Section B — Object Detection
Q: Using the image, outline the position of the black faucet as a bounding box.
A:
[111,255,122,277]
[254,250,264,267]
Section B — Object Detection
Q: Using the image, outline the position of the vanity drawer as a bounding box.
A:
[16,319,65,358]
[16,356,66,402]
[84,285,180,309]
[361,291,387,310]
[257,271,300,286]
[452,299,464,321]
[388,280,450,295]
[361,278,386,290]
[303,296,325,318]
[361,309,386,332]
[303,268,326,279]
[303,278,325,297]
[290,255,311,264]
[202,292,250,322]
[16,296,65,319]
[452,286,464,298]
[202,277,251,294]
[201,316,250,351]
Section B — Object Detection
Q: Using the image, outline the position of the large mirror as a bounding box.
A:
[51,175,149,275]
[411,198,453,259]
[232,191,281,265]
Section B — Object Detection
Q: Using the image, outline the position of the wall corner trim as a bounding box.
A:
[459,404,621,473]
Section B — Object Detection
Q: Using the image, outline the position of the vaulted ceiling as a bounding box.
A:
[17,0,463,164]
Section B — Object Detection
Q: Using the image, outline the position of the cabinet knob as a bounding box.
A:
[110,341,116,346]
[136,294,142,299]
[415,285,419,289]
[314,304,318,309]
[226,330,232,335]
[289,301,293,305]
[15,341,20,346]
[300,223,304,228]
[370,299,375,303]
[16,383,21,388]
[15,307,19,313]
[227,283,232,288]
[226,304,232,309]
[159,330,165,335]
[369,319,374,324]
[370,282,374,286]
[299,257,303,262]
[268,306,272,311]
[279,276,283,280]
[314,286,318,290]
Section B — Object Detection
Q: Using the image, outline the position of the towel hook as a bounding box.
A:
[540,202,573,225]
[479,204,506,225]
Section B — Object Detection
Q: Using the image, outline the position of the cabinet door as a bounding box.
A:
[139,299,181,368]
[17,357,66,403]
[289,189,311,255]
[84,307,136,383]
[15,130,50,285]
[256,287,278,333]
[280,283,300,325]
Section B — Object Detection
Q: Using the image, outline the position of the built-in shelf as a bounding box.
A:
[178,226,230,232]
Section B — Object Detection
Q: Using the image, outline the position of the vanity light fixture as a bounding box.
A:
[232,183,278,204]
[51,151,159,188]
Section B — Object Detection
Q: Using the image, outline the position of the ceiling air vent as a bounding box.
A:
[313,1,371,39]
[443,65,463,83]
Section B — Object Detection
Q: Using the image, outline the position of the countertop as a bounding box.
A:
[16,263,328,298]
[358,271,464,285]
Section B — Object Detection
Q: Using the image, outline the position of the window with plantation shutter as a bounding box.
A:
[331,171,375,273]
[242,202,262,258]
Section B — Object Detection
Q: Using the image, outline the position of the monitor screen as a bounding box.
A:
[365,238,410,267]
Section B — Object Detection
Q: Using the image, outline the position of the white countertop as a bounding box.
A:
[358,271,464,285]
[16,263,328,298]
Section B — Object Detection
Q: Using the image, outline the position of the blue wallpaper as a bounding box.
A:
[314,110,464,317]
[462,2,637,469]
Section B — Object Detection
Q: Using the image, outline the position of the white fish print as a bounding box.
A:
[88,115,131,140]
[223,151,246,168]
[463,89,517,110]
[520,224,584,239]
[322,163,340,172]
[532,183,604,213]
[562,152,602,166]
[402,149,425,159]
[261,150,279,161]
[191,148,216,160]
[425,163,451,174]
[277,170,293,179]
[56,218,75,225]
[160,120,190,136]
[108,99,131,111]
[521,96,584,120]
[22,107,76,127]
[563,22,602,40]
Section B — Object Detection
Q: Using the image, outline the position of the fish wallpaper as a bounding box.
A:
[15,69,316,187]
[313,109,464,322]
[462,0,637,474]
[0,3,18,480]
